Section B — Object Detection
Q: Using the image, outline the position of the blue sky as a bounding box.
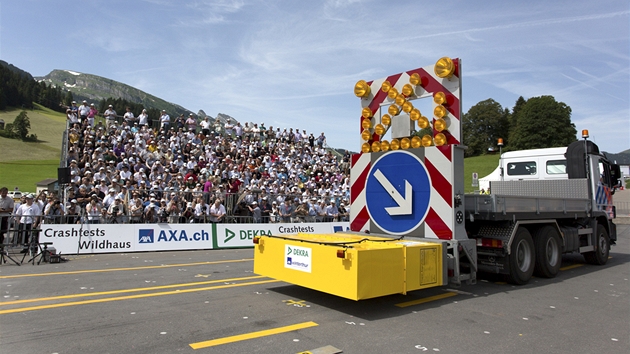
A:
[1,0,628,153]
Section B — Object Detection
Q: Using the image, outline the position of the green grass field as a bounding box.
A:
[0,104,501,193]
[0,104,64,192]
[0,160,59,192]
[463,153,500,193]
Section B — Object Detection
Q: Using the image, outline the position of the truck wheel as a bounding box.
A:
[584,224,609,265]
[508,227,535,285]
[534,226,562,278]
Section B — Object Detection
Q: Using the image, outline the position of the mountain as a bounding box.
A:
[0,60,34,80]
[35,70,193,117]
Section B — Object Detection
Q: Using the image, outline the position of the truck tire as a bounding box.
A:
[584,224,609,265]
[534,226,562,278]
[508,227,535,285]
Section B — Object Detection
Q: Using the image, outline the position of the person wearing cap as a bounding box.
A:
[325,199,339,222]
[15,193,41,253]
[66,107,79,125]
[129,198,144,224]
[200,116,211,136]
[137,109,149,127]
[102,188,117,209]
[247,201,262,223]
[78,100,90,123]
[278,199,295,223]
[123,107,136,125]
[87,103,98,127]
[269,201,279,223]
[185,113,197,132]
[69,100,79,116]
[294,199,308,222]
[43,196,64,225]
[107,195,127,224]
[251,123,260,141]
[64,197,81,224]
[104,105,117,129]
[159,110,170,130]
[223,118,234,138]
[259,197,271,223]
[0,187,14,245]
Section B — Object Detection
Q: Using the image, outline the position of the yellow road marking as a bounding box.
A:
[189,321,318,349]
[395,292,457,308]
[0,258,253,279]
[560,264,584,271]
[0,279,279,315]
[0,276,266,306]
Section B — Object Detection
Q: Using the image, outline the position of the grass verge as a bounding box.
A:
[463,154,500,193]
[0,160,60,193]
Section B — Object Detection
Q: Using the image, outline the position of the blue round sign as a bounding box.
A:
[365,150,431,235]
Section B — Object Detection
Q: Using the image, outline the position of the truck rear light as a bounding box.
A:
[336,249,346,259]
[253,236,261,244]
[476,238,503,248]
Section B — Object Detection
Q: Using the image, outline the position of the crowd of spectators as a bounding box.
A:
[52,102,353,225]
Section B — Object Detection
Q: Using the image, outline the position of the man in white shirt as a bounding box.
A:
[200,117,211,136]
[138,109,149,126]
[160,110,171,130]
[208,199,226,223]
[78,100,90,123]
[15,194,41,253]
[0,187,15,245]
[123,107,135,125]
[104,105,117,128]
[224,119,234,138]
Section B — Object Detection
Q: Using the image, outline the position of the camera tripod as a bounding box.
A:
[21,241,52,265]
[0,244,21,266]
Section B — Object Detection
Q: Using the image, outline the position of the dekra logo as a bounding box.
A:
[224,228,271,243]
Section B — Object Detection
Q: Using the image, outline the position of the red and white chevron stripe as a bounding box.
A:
[424,145,454,239]
[350,59,462,239]
[350,152,371,232]
[359,59,461,145]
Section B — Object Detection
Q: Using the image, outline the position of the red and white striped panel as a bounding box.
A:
[423,145,455,239]
[349,145,459,240]
[350,152,371,232]
[358,59,462,145]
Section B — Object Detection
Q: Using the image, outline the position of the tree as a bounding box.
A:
[462,99,510,157]
[510,96,526,137]
[63,90,74,107]
[11,110,31,140]
[509,95,576,150]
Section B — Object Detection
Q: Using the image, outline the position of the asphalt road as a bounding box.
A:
[1,225,628,354]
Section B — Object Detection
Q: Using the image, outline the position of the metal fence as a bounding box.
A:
[616,201,630,216]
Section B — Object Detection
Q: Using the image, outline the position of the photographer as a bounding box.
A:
[66,199,80,224]
[44,199,64,224]
[86,196,102,224]
[144,198,159,223]
[107,196,126,224]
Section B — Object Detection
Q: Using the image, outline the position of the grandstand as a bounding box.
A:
[46,112,352,225]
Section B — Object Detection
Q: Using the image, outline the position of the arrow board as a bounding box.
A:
[365,150,431,235]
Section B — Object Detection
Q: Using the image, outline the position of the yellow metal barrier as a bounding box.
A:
[253,233,444,300]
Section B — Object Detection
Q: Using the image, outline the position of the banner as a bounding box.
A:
[41,224,213,254]
[41,222,349,254]
[213,222,350,248]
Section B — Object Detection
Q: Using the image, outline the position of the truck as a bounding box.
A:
[253,57,622,300]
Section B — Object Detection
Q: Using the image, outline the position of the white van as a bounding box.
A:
[479,147,567,191]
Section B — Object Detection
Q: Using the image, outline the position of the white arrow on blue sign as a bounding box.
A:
[365,150,432,235]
